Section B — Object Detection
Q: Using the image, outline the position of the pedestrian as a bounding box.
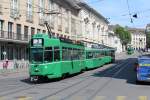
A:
[3,59,8,70]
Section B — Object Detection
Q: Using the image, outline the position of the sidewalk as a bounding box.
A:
[0,68,28,80]
[0,68,28,75]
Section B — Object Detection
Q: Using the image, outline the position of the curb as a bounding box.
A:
[0,69,28,76]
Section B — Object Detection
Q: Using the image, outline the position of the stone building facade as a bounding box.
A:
[0,0,110,69]
[77,1,109,47]
[0,0,81,61]
[128,28,146,50]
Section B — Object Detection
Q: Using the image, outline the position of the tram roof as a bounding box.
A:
[85,47,114,51]
[31,33,84,47]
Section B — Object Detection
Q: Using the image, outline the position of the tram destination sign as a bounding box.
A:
[31,38,43,47]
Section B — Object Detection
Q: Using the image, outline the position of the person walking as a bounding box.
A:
[3,59,8,70]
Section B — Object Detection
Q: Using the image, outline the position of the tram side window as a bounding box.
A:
[79,50,84,60]
[96,52,99,58]
[105,51,108,56]
[87,52,93,59]
[62,47,70,61]
[54,47,60,61]
[108,51,112,56]
[68,48,72,60]
[44,47,53,62]
[71,49,77,60]
[70,49,80,60]
[102,51,105,56]
[97,52,102,58]
[111,51,115,57]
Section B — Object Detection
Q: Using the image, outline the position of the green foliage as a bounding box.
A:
[114,26,131,46]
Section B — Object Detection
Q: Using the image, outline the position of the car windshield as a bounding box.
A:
[30,48,43,63]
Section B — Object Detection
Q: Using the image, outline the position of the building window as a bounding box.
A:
[0,4,2,14]
[0,20,3,31]
[39,0,45,25]
[92,22,96,39]
[37,29,41,33]
[27,0,33,22]
[0,20,4,38]
[71,18,76,36]
[31,27,35,35]
[43,30,46,34]
[8,22,13,39]
[7,46,14,60]
[49,1,54,28]
[64,10,69,33]
[10,0,19,18]
[16,24,21,40]
[24,26,28,40]
[58,6,62,31]
[1,45,5,60]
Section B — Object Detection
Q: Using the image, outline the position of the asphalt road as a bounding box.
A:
[0,52,150,100]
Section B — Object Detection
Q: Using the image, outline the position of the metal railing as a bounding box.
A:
[0,30,31,42]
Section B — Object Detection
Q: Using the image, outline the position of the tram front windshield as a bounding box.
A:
[30,48,43,62]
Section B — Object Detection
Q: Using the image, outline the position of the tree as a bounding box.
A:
[114,25,131,50]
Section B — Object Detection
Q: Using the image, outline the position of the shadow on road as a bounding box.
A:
[21,54,150,85]
[92,58,140,85]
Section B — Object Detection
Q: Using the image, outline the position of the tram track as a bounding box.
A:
[59,57,128,83]
[87,59,136,100]
[39,58,131,100]
[59,59,134,100]
[0,57,130,99]
[0,81,42,97]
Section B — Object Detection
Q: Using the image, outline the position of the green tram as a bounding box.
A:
[85,48,115,69]
[29,33,115,82]
[127,44,134,55]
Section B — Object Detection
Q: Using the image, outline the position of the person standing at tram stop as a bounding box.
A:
[3,59,9,70]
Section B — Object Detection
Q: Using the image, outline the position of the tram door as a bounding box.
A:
[71,49,82,73]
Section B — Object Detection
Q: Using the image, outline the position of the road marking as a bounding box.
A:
[70,96,85,100]
[47,96,60,100]
[93,96,105,100]
[117,96,126,100]
[139,96,148,100]
[18,96,32,100]
[0,97,3,100]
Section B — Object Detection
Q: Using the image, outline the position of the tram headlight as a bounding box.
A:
[45,66,48,69]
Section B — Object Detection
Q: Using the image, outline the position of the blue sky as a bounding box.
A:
[86,0,150,28]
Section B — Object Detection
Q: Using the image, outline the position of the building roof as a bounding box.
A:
[77,2,109,24]
[127,27,146,34]
[147,24,150,27]
[64,0,81,10]
[53,0,81,10]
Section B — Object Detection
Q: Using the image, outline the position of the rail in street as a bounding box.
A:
[0,52,149,100]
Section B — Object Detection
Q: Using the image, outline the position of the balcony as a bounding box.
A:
[0,30,31,43]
